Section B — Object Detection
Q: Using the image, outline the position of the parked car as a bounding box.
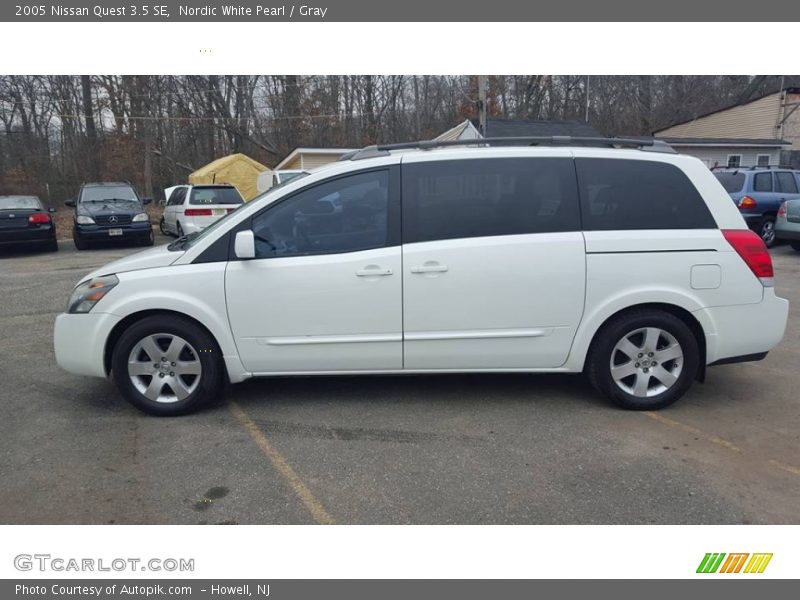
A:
[713,166,800,246]
[0,195,58,252]
[160,184,244,238]
[256,169,307,194]
[66,182,154,250]
[775,199,800,250]
[54,138,789,416]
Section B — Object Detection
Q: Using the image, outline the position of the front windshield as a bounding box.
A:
[0,196,41,210]
[80,185,138,203]
[171,171,310,251]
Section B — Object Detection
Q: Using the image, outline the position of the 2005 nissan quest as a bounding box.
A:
[54,137,789,416]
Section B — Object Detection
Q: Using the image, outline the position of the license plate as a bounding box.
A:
[212,209,226,216]
[108,228,123,236]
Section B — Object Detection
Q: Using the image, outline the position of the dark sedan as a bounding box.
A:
[0,195,58,252]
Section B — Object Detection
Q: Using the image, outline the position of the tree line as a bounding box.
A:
[0,75,790,205]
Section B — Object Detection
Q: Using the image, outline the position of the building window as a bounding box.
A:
[757,154,771,167]
[727,155,742,168]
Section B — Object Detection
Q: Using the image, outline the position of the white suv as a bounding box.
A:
[54,138,789,416]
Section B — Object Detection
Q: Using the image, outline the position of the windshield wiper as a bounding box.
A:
[167,231,199,251]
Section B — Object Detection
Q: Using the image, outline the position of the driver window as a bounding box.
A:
[251,170,389,258]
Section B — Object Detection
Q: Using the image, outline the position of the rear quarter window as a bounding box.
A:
[714,172,745,193]
[575,158,717,231]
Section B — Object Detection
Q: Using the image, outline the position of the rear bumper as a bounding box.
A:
[54,311,122,378]
[182,221,205,235]
[774,215,800,240]
[740,213,764,227]
[694,287,789,365]
[0,226,55,245]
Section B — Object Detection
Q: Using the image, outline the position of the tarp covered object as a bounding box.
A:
[188,153,269,201]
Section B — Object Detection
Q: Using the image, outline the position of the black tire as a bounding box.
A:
[159,217,168,236]
[759,216,776,248]
[111,315,224,416]
[46,237,59,252]
[176,222,184,238]
[73,230,89,250]
[790,241,800,252]
[586,309,700,410]
[138,228,155,247]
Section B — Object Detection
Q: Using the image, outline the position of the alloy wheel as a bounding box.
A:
[127,333,202,403]
[609,327,683,398]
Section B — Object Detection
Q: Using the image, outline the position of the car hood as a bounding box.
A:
[78,200,143,217]
[82,244,182,281]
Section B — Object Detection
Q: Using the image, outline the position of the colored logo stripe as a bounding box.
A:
[697,553,726,573]
[697,553,772,574]
[744,553,773,574]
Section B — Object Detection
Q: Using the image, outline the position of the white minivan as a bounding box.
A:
[54,138,789,416]
[160,184,244,237]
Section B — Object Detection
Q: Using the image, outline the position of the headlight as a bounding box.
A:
[67,275,119,314]
[76,215,95,225]
[132,212,149,222]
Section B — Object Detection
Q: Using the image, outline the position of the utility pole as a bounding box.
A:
[139,76,153,200]
[585,75,590,123]
[478,75,488,136]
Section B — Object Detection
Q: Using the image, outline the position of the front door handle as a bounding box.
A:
[356,265,393,277]
[410,262,449,274]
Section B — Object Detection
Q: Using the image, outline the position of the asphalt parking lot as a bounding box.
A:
[1,236,799,525]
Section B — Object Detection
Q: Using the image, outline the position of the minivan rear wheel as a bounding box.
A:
[790,241,800,252]
[111,315,224,416]
[587,309,699,410]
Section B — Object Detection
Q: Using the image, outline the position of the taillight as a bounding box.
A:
[738,196,757,210]
[184,209,212,216]
[722,229,774,286]
[28,213,50,225]
[778,202,787,218]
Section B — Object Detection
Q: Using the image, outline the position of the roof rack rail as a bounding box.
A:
[747,164,795,170]
[349,136,675,160]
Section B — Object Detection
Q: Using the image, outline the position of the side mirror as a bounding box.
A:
[159,198,166,208]
[234,230,256,260]
[65,198,76,207]
[142,197,153,205]
[48,207,56,213]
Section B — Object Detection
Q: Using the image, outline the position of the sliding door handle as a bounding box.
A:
[356,266,393,277]
[410,263,449,274]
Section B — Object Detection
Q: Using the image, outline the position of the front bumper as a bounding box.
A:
[74,222,152,240]
[54,311,122,378]
[694,287,789,365]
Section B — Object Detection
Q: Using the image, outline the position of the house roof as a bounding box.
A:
[653,86,800,135]
[434,118,603,143]
[434,119,481,142]
[658,137,791,148]
[482,118,603,138]
[274,147,358,170]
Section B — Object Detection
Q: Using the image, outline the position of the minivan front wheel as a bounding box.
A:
[587,310,699,410]
[111,315,224,416]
